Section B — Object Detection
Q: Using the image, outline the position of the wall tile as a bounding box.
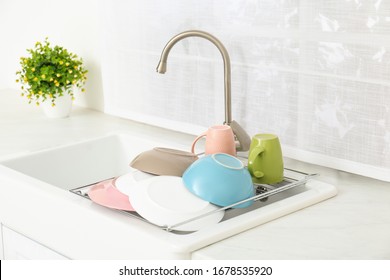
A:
[101,0,390,179]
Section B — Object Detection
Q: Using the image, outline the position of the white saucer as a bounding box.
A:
[123,176,224,231]
[114,169,154,196]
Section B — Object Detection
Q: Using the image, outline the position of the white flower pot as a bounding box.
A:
[41,94,73,118]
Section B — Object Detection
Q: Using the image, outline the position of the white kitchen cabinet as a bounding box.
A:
[1,225,68,260]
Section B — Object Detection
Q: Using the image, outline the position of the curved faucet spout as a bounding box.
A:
[156,30,251,151]
[156,30,232,125]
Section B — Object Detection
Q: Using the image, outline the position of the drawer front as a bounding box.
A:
[2,225,68,260]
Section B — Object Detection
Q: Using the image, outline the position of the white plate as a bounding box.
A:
[123,176,224,231]
[114,169,155,196]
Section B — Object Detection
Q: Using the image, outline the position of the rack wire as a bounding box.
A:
[70,168,317,233]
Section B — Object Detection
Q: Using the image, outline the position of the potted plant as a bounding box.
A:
[16,38,88,117]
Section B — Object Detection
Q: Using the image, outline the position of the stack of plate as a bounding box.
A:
[88,169,224,232]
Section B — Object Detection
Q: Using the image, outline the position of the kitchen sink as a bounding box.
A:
[0,133,162,191]
[0,132,337,258]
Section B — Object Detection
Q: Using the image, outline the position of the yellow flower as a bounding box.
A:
[55,82,60,87]
[56,74,61,77]
[68,70,73,74]
[41,74,46,79]
[50,78,53,81]
[49,94,53,98]
[59,61,64,65]
[31,68,35,72]
[66,80,70,84]
[65,62,70,66]
[33,77,38,81]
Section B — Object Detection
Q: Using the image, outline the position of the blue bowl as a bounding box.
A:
[182,153,254,208]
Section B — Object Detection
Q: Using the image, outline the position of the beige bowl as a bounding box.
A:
[130,147,198,176]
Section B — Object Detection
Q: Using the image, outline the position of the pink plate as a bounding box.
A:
[88,178,135,211]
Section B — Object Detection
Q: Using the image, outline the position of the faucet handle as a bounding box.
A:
[229,120,251,152]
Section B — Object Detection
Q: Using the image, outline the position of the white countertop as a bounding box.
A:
[1,89,390,259]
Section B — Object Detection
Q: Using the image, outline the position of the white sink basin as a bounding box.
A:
[0,133,337,259]
[1,133,160,191]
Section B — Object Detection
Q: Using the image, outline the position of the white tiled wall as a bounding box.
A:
[1,1,389,180]
[101,0,390,181]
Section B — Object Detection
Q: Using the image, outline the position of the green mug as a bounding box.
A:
[247,134,284,184]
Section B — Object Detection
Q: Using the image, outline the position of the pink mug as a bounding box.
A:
[191,125,236,156]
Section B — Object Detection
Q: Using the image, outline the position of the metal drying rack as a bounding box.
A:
[70,166,318,234]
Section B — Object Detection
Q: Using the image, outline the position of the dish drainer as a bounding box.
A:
[70,167,318,234]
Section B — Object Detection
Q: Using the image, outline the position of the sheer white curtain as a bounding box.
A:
[100,0,390,182]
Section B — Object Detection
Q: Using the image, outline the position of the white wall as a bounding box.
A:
[0,0,103,111]
[100,0,390,181]
[1,0,390,181]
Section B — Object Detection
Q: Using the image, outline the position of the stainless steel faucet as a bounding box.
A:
[156,30,251,151]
